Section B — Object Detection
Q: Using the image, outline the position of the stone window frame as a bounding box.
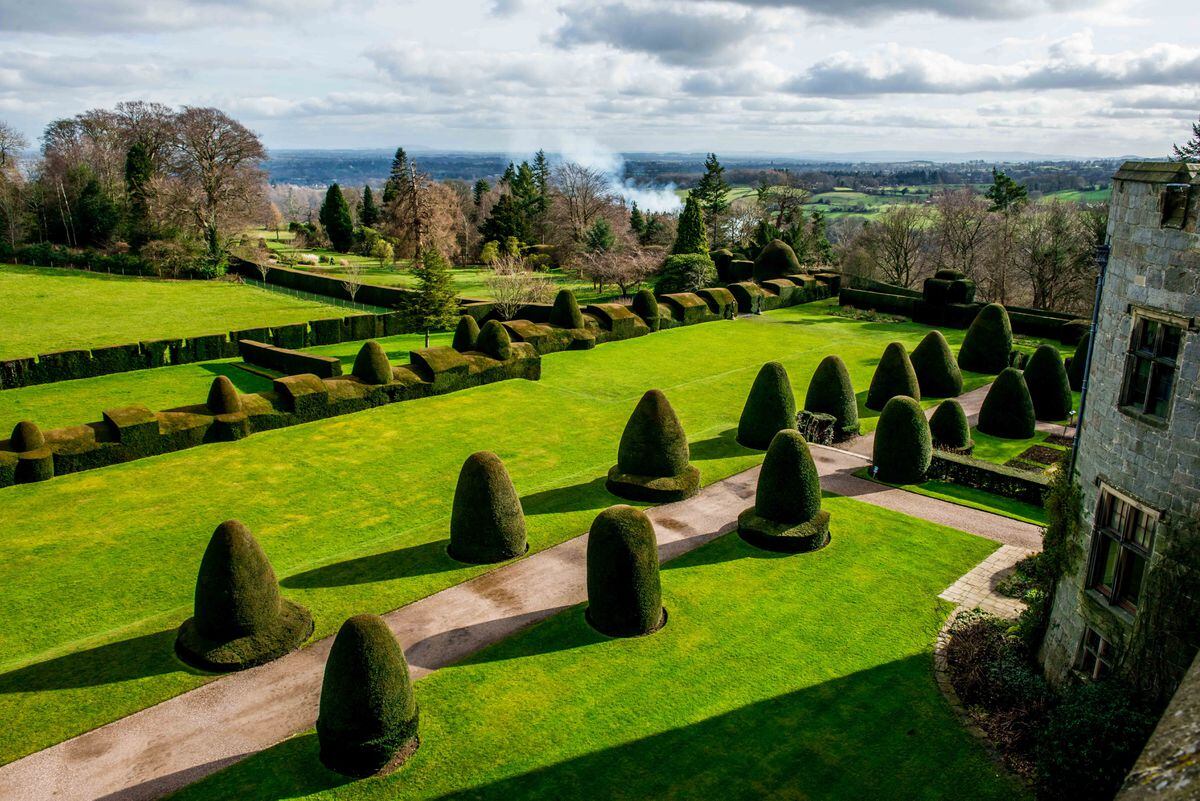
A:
[1075,626,1115,680]
[1086,483,1160,615]
[1117,306,1192,425]
[1160,183,1193,229]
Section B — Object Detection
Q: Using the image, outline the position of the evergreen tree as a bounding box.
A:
[1173,115,1200,161]
[531,149,551,240]
[319,183,354,252]
[359,185,379,228]
[692,153,730,244]
[629,202,645,237]
[671,194,708,255]
[479,193,531,244]
[76,174,119,247]
[985,168,1028,212]
[472,179,491,209]
[402,249,460,347]
[808,211,833,265]
[585,218,615,252]
[501,161,517,187]
[640,214,664,246]
[381,147,407,205]
[124,141,154,249]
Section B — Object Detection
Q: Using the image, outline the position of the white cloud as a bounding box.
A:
[0,0,350,33]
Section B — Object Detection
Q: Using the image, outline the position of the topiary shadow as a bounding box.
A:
[408,606,601,669]
[282,539,458,589]
[519,476,614,517]
[687,427,756,462]
[0,628,203,693]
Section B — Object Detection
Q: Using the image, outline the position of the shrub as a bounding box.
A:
[607,389,699,503]
[910,329,963,398]
[1066,332,1090,392]
[739,429,831,553]
[586,505,664,637]
[9,420,45,452]
[318,614,420,777]
[671,195,708,255]
[352,340,392,385]
[872,396,931,483]
[737,362,797,449]
[655,253,716,295]
[631,288,660,331]
[803,355,859,438]
[710,248,734,282]
[549,289,585,329]
[958,303,1013,374]
[476,320,512,361]
[452,315,480,352]
[866,342,921,411]
[753,238,802,282]
[1024,344,1072,421]
[206,376,242,415]
[928,399,972,451]
[448,451,527,564]
[175,520,313,671]
[978,367,1036,439]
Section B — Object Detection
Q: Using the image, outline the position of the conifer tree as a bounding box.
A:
[692,153,730,244]
[1173,115,1200,161]
[360,185,380,228]
[124,141,154,249]
[319,183,354,252]
[671,194,708,255]
[402,249,459,347]
[629,202,645,237]
[382,147,407,205]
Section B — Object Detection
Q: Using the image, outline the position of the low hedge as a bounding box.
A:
[238,340,343,378]
[928,450,1050,505]
[839,288,917,317]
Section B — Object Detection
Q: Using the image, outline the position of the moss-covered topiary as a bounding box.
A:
[753,239,802,282]
[710,248,735,282]
[9,420,45,452]
[929,399,973,453]
[476,320,512,361]
[737,362,797,449]
[317,614,419,777]
[872,396,932,484]
[631,288,660,331]
[1067,332,1090,392]
[803,355,859,438]
[977,367,1037,439]
[175,520,313,672]
[1024,344,1072,422]
[866,342,921,411]
[206,376,242,415]
[739,429,831,553]
[606,389,700,503]
[448,451,527,564]
[910,330,963,398]
[586,505,665,637]
[351,340,392,385]
[549,289,585,329]
[958,303,1013,374]
[452,315,480,352]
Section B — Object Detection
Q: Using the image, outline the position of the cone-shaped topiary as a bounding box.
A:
[753,238,802,282]
[586,505,665,637]
[549,289,585,329]
[737,362,797,449]
[872,396,932,484]
[318,614,419,777]
[632,288,660,331]
[739,429,831,553]
[607,389,700,503]
[352,340,392,385]
[929,399,973,453]
[958,303,1013,374]
[476,319,512,361]
[448,451,527,564]
[206,376,242,415]
[804,355,860,438]
[9,420,45,452]
[866,342,921,411]
[452,315,480,352]
[977,367,1036,439]
[1024,344,1072,422]
[1067,332,1090,392]
[910,330,963,398]
[175,520,313,671]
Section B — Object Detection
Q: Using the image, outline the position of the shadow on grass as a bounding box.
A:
[409,605,593,670]
[282,539,457,589]
[520,476,612,517]
[0,628,199,692]
[688,427,757,462]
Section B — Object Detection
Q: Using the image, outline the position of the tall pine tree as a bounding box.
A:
[1173,115,1200,161]
[403,249,460,347]
[360,185,380,227]
[629,202,645,237]
[671,194,708,255]
[319,183,354,252]
[382,147,408,205]
[692,153,730,245]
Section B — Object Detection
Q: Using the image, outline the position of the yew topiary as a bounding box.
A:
[206,376,242,415]
[317,614,419,777]
[1024,344,1072,421]
[910,330,963,398]
[632,288,660,331]
[739,429,830,552]
[9,420,45,452]
[452,315,480,352]
[977,367,1037,439]
[607,389,700,503]
[753,238,802,282]
[476,320,512,361]
[866,342,921,411]
[351,340,392,385]
[929,399,973,453]
[175,520,313,671]
[958,303,1013,374]
[872,396,932,484]
[448,451,527,564]
[1067,332,1090,392]
[549,289,585,329]
[586,505,665,637]
[804,355,860,438]
[737,362,797,449]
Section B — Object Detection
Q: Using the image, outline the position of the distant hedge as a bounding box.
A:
[448,451,527,564]
[737,362,797,449]
[586,505,665,637]
[872,396,932,484]
[977,367,1036,439]
[958,304,1013,374]
[804,355,860,439]
[866,342,921,411]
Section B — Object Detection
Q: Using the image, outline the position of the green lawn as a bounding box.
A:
[970,429,1069,467]
[854,468,1047,526]
[0,263,353,360]
[172,498,1021,801]
[0,301,1035,764]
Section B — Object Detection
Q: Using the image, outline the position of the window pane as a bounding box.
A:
[1094,537,1119,594]
[1125,357,1151,406]
[1149,365,1175,418]
[1159,325,1182,362]
[1132,512,1155,551]
[1137,320,1159,353]
[1121,551,1148,608]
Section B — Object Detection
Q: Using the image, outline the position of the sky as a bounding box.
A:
[0,0,1197,158]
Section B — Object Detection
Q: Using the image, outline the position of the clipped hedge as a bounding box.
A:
[1066,332,1090,392]
[549,289,585,329]
[1023,344,1072,422]
[607,389,699,503]
[238,340,343,378]
[452,315,480,352]
[839,287,917,317]
[866,342,921,411]
[929,399,973,453]
[959,304,1013,374]
[631,289,660,331]
[476,320,513,361]
[737,361,797,450]
[910,329,963,398]
[978,367,1037,439]
[206,376,242,415]
[586,505,665,637]
[352,340,393,385]
[753,239,802,282]
[872,396,932,484]
[739,429,831,553]
[448,451,527,564]
[804,355,860,439]
[929,451,1050,505]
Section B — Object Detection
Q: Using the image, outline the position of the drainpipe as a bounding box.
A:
[1068,241,1110,479]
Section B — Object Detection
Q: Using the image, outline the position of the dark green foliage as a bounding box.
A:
[631,288,660,331]
[753,239,802,282]
[929,400,972,451]
[476,320,512,361]
[655,253,715,295]
[175,520,313,671]
[692,153,731,233]
[124,141,154,249]
[628,202,645,237]
[958,303,1013,374]
[737,362,797,449]
[584,219,615,253]
[75,176,119,248]
[756,429,821,524]
[872,396,932,484]
[9,420,44,452]
[671,194,708,255]
[710,248,734,282]
[978,367,1036,439]
[318,614,420,777]
[866,342,921,411]
[382,147,407,206]
[608,389,699,502]
[985,168,1028,212]
[804,355,859,437]
[1023,345,1072,421]
[586,505,664,637]
[319,184,355,253]
[352,340,392,384]
[549,289,584,329]
[452,315,480,352]
[1067,332,1090,391]
[360,185,380,228]
[479,193,531,245]
[206,376,242,415]
[401,249,460,338]
[448,451,527,564]
[910,330,963,398]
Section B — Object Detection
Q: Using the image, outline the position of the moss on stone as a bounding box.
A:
[448,451,527,564]
[866,342,921,411]
[737,361,797,449]
[586,505,665,637]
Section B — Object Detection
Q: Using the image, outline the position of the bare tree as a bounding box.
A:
[340,260,364,303]
[1014,201,1096,312]
[931,189,992,278]
[485,254,555,319]
[579,247,658,297]
[0,122,28,250]
[552,162,613,241]
[756,170,811,229]
[862,205,931,288]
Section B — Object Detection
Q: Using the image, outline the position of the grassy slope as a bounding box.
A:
[0,302,1008,763]
[173,499,1020,801]
[854,468,1047,526]
[0,264,351,360]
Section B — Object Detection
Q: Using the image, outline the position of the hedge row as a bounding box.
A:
[238,340,344,378]
[928,450,1051,506]
[2,243,195,278]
